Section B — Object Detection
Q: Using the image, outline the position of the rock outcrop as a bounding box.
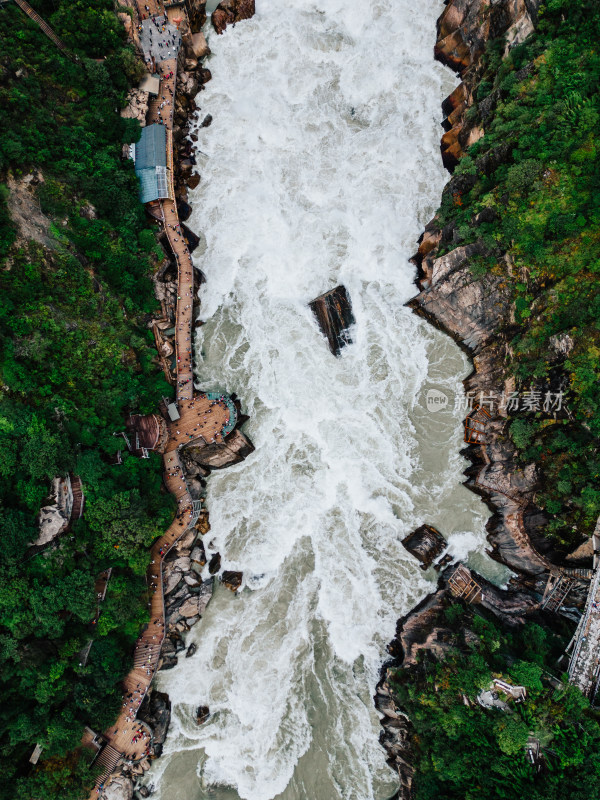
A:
[138,690,171,751]
[121,88,149,124]
[409,0,552,580]
[211,0,255,35]
[434,0,541,170]
[377,561,541,793]
[7,171,53,250]
[32,474,83,548]
[376,1,555,793]
[184,429,255,471]
[102,775,134,800]
[309,285,355,357]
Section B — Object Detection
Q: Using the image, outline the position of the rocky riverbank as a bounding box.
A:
[375,0,594,794]
[410,0,550,579]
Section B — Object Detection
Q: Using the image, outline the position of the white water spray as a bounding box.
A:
[147,1,508,798]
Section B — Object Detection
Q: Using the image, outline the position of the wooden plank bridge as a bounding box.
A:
[10,0,79,62]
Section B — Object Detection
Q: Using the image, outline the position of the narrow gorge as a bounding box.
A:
[142,1,511,798]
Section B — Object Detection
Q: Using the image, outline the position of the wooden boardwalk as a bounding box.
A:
[87,7,233,796]
[568,561,600,701]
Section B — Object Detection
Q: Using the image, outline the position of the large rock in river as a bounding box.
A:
[184,429,255,470]
[402,524,447,570]
[309,285,355,356]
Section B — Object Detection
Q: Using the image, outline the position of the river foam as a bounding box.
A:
[147,1,507,798]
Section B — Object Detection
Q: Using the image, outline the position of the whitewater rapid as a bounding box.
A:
[146,1,508,798]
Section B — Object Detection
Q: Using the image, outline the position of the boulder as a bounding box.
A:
[182,222,201,252]
[171,556,191,572]
[212,0,255,34]
[102,776,133,800]
[402,525,447,570]
[190,544,206,569]
[200,113,213,128]
[196,510,210,534]
[187,0,207,29]
[186,642,197,658]
[196,705,210,724]
[175,528,196,553]
[138,690,171,746]
[309,285,355,356]
[177,199,193,221]
[190,32,210,59]
[32,475,75,547]
[221,571,243,592]
[120,89,149,124]
[179,596,201,617]
[163,569,183,595]
[197,579,213,614]
[208,553,221,574]
[185,429,255,470]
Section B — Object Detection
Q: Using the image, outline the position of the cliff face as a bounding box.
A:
[434,0,540,169]
[410,0,550,578]
[376,2,548,792]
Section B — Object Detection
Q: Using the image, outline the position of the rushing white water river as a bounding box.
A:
[146,1,509,798]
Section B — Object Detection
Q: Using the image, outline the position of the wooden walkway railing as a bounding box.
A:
[11,0,79,62]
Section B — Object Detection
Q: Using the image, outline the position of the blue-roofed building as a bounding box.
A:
[133,124,172,204]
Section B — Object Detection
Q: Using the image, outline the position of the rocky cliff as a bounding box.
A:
[411,0,549,578]
[374,1,593,794]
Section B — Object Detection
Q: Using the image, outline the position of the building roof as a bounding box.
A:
[134,124,167,171]
[137,166,169,204]
[139,73,161,95]
[134,125,168,203]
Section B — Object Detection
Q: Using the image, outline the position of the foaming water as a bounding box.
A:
[147,1,509,798]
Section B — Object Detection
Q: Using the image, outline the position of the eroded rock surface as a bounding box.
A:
[309,285,355,356]
[184,429,255,470]
[211,0,255,35]
[402,524,447,570]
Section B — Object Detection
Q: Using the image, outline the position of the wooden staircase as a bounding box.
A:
[11,0,78,62]
[542,575,573,612]
[94,744,122,788]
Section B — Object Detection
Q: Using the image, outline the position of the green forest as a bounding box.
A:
[0,1,174,797]
[391,600,600,800]
[396,3,600,796]
[1,0,599,798]
[436,0,600,549]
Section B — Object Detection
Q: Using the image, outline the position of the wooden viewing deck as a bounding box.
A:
[448,564,483,604]
[87,4,235,796]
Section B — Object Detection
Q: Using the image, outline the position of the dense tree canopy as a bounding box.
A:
[436,0,600,547]
[392,604,600,800]
[0,2,174,797]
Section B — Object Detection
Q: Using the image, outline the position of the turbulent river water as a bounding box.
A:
[146,1,509,798]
